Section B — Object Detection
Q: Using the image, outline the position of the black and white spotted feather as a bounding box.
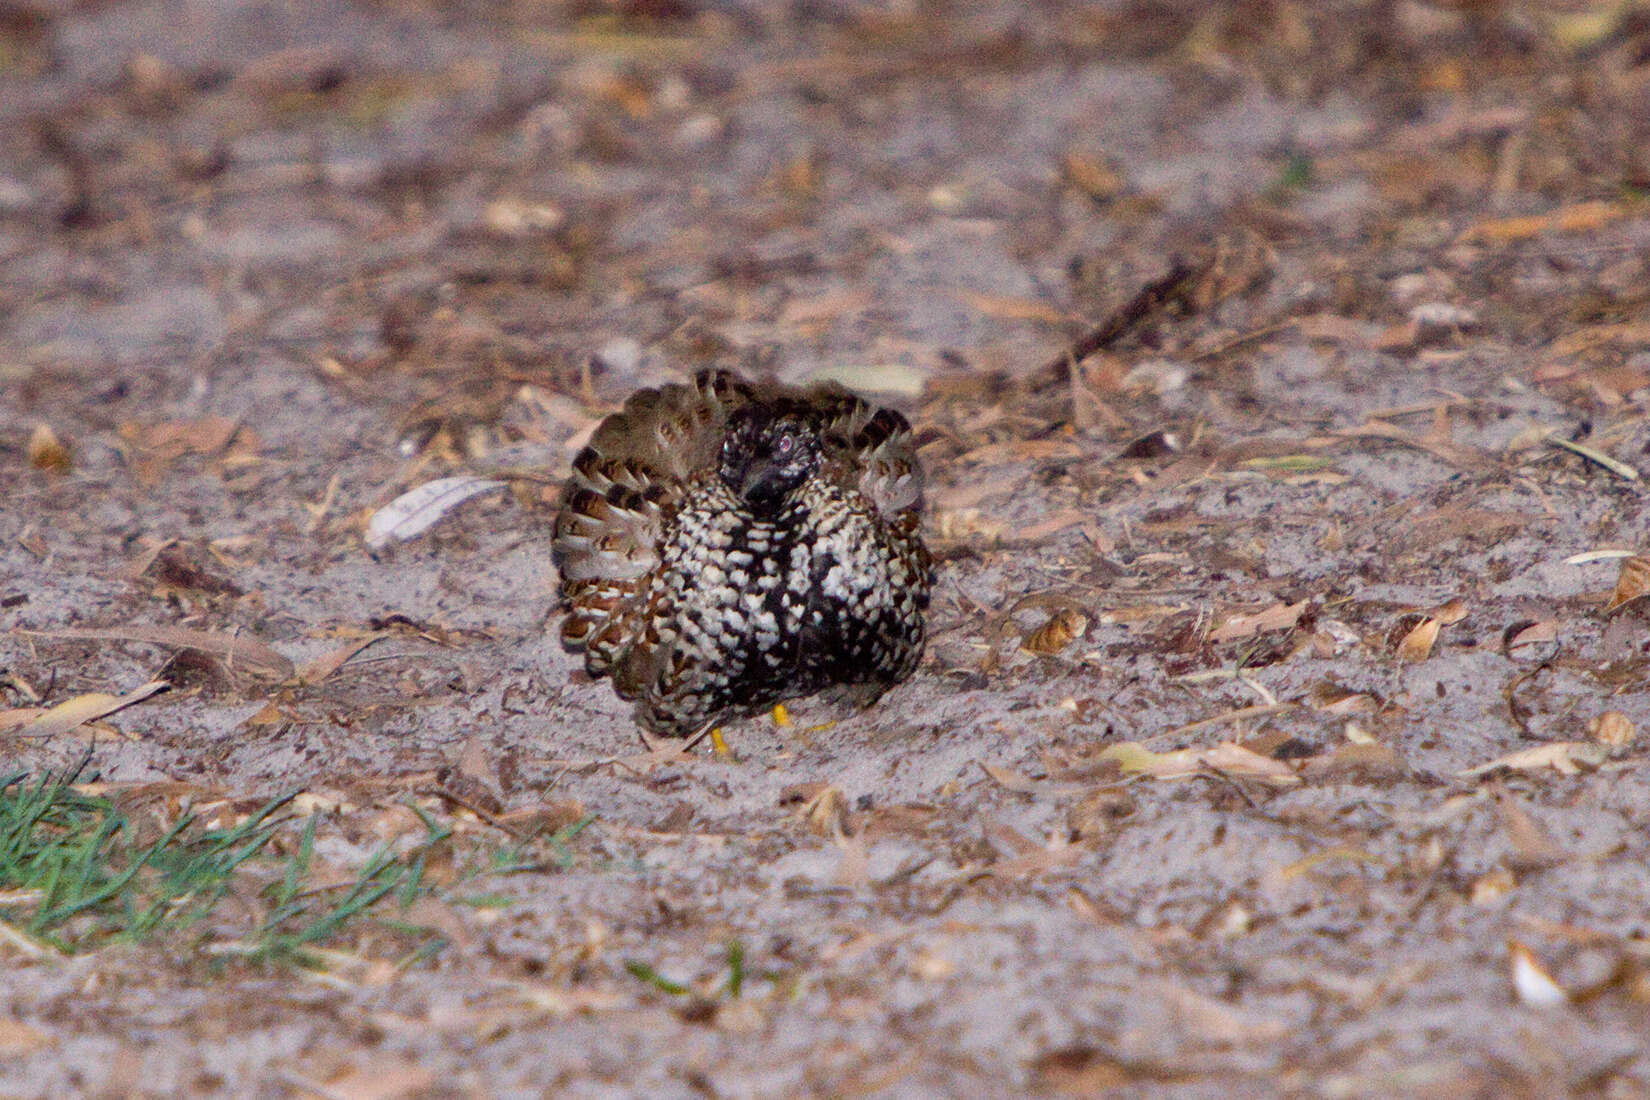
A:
[552,369,930,736]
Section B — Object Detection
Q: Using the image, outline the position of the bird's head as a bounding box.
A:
[719,406,823,513]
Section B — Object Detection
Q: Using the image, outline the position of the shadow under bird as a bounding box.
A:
[553,369,932,738]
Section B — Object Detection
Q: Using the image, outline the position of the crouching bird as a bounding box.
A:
[552,368,931,738]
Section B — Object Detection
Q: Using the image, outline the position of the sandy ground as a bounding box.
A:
[6,1,1650,1096]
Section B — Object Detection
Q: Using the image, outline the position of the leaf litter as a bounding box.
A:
[13,1,1650,1096]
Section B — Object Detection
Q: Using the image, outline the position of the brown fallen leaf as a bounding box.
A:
[311,1061,437,1100]
[1589,711,1636,754]
[27,423,70,473]
[0,1017,55,1055]
[1033,1046,1129,1094]
[7,681,170,739]
[1503,619,1560,657]
[1395,616,1441,661]
[1014,509,1090,544]
[297,632,390,685]
[1459,742,1608,779]
[120,415,242,460]
[1021,609,1088,655]
[1606,555,1650,612]
[976,761,1093,799]
[1208,599,1307,644]
[1493,787,1569,870]
[1099,740,1300,787]
[1062,150,1126,202]
[1459,200,1625,244]
[953,288,1069,324]
[19,626,294,681]
[979,821,1084,879]
[1300,740,1407,780]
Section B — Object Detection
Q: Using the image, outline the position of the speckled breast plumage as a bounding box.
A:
[552,369,931,736]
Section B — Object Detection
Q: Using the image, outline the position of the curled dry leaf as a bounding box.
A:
[27,423,70,472]
[296,631,390,685]
[780,782,850,838]
[1459,741,1608,778]
[1589,711,1636,754]
[1430,598,1468,625]
[1502,619,1560,657]
[10,680,170,739]
[1471,866,1516,907]
[1208,600,1308,644]
[1607,555,1650,612]
[1395,616,1441,661]
[1099,740,1300,787]
[366,476,507,550]
[1508,939,1568,1007]
[1022,608,1088,655]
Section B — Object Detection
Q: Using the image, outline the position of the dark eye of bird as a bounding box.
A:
[776,434,794,455]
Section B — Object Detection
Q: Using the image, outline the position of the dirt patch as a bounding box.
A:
[6,1,1650,1095]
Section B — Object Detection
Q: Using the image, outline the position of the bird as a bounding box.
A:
[552,368,931,738]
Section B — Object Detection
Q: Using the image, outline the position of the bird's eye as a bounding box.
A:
[776,434,794,454]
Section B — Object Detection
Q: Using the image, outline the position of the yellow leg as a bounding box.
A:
[771,703,792,727]
[710,727,732,755]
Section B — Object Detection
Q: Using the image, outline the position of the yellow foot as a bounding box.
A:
[710,727,732,756]
[770,703,792,727]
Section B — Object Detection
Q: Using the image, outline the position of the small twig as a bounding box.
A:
[1161,702,1296,739]
[430,786,524,839]
[1545,433,1641,481]
[1034,254,1212,382]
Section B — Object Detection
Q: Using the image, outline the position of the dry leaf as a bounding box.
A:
[503,982,623,1017]
[1033,1047,1129,1094]
[1014,509,1089,543]
[27,423,70,472]
[297,632,390,685]
[21,625,294,681]
[1494,788,1569,869]
[1588,711,1636,754]
[1607,556,1650,612]
[801,785,850,838]
[1021,609,1088,655]
[1470,866,1516,906]
[1508,939,1568,1007]
[1395,616,1441,661]
[121,415,242,459]
[0,1017,55,1055]
[496,800,586,836]
[1099,740,1300,786]
[1503,619,1560,656]
[366,477,507,550]
[1062,150,1126,201]
[1430,598,1468,625]
[9,681,170,739]
[976,761,1091,799]
[1460,742,1608,778]
[952,289,1069,324]
[315,1061,438,1100]
[1208,600,1307,644]
[1459,200,1625,244]
[1301,740,1406,780]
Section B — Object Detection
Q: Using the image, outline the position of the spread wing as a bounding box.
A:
[552,369,758,668]
[806,383,924,519]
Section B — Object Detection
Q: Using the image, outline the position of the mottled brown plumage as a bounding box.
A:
[553,369,930,736]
